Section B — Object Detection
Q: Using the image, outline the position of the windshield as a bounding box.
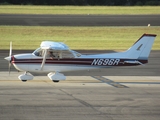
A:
[33,48,43,57]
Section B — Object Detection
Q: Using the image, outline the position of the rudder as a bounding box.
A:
[125,34,156,59]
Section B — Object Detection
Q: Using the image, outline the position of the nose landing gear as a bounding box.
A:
[18,72,34,82]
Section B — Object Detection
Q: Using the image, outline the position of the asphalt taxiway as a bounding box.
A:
[0,14,160,26]
[0,72,160,120]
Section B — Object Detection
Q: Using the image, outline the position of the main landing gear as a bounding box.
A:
[52,80,59,83]
[48,72,66,82]
[22,80,27,82]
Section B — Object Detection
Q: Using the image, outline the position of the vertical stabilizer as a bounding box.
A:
[125,34,156,59]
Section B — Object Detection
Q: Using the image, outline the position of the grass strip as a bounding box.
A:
[0,26,159,50]
[0,5,160,14]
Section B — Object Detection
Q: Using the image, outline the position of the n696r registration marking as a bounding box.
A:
[91,59,120,66]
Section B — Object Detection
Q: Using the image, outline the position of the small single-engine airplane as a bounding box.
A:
[5,33,156,82]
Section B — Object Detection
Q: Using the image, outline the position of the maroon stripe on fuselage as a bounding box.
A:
[12,58,148,66]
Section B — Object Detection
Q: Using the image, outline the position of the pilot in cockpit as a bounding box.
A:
[48,51,55,59]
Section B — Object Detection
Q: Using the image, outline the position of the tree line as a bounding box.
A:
[0,0,160,5]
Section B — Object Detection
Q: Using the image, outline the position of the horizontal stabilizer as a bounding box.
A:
[124,60,144,65]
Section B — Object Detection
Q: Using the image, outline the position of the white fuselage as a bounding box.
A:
[12,51,146,73]
[12,53,115,73]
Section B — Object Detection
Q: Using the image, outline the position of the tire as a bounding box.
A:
[22,80,27,82]
[53,80,59,83]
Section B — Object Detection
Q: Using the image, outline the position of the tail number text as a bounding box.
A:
[91,59,120,66]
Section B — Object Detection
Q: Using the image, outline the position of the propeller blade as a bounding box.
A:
[41,49,47,70]
[9,62,11,75]
[9,41,12,75]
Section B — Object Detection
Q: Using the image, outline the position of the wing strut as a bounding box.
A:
[41,49,48,70]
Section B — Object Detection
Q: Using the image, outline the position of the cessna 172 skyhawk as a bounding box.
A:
[4,33,156,82]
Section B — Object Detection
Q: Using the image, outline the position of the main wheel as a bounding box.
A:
[22,80,27,82]
[53,80,59,83]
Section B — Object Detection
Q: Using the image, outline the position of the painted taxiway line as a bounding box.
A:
[0,72,160,85]
[0,72,160,81]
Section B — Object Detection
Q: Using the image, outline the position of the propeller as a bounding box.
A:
[41,49,48,70]
[9,41,12,57]
[8,41,12,74]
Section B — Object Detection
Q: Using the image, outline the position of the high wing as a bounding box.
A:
[40,41,81,58]
[40,41,69,50]
[40,41,81,70]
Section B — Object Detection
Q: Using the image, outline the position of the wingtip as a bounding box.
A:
[143,33,157,37]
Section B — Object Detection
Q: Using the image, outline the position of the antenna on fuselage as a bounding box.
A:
[62,40,67,44]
